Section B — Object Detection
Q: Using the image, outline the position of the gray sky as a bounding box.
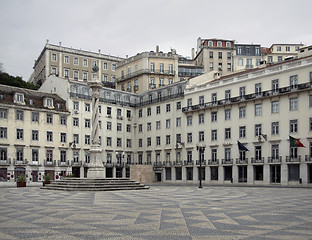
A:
[1,0,311,81]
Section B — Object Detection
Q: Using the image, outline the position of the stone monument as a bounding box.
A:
[87,64,104,178]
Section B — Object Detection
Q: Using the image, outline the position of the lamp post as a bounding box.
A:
[196,143,206,188]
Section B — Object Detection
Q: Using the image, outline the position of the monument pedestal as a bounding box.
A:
[87,145,104,179]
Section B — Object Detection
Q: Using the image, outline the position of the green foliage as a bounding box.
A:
[17,174,26,182]
[43,173,52,182]
[0,72,39,90]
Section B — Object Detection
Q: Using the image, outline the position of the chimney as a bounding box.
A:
[156,45,159,53]
[59,42,62,46]
[191,48,195,59]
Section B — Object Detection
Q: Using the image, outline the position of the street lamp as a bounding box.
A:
[196,143,206,188]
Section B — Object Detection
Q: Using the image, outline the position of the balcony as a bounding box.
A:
[0,159,11,166]
[163,161,172,167]
[29,161,40,166]
[44,159,56,166]
[71,160,82,166]
[14,159,28,166]
[305,155,312,162]
[267,157,282,164]
[251,158,264,164]
[117,69,175,82]
[182,81,312,113]
[236,158,248,165]
[195,160,206,166]
[286,156,301,163]
[222,159,233,165]
[208,159,219,165]
[58,160,70,167]
[104,161,113,167]
[173,161,183,166]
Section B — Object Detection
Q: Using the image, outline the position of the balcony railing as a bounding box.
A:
[208,159,219,165]
[58,160,70,167]
[305,155,312,162]
[14,159,28,165]
[251,158,264,164]
[195,160,206,166]
[222,159,233,165]
[117,69,175,82]
[286,156,301,163]
[236,158,248,164]
[71,160,82,166]
[0,159,11,165]
[184,160,194,166]
[173,161,183,166]
[182,81,312,113]
[267,157,282,164]
[44,159,56,166]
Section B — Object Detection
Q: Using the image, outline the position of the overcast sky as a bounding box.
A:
[1,0,311,81]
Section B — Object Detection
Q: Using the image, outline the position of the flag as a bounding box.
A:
[237,141,249,151]
[289,136,305,147]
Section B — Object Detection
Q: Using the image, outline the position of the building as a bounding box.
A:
[116,46,179,93]
[29,40,122,88]
[0,85,69,184]
[194,37,235,74]
[233,44,262,71]
[261,43,304,63]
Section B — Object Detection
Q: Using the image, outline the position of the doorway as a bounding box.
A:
[238,166,247,183]
[72,167,80,178]
[270,165,281,183]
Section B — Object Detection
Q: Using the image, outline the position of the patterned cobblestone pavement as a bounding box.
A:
[0,186,312,240]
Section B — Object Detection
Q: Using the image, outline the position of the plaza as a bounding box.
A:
[0,186,312,239]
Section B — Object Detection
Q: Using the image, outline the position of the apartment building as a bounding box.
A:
[233,44,262,71]
[261,43,304,63]
[29,40,122,88]
[194,37,235,74]
[116,46,179,93]
[0,85,69,184]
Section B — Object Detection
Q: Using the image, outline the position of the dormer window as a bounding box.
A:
[45,98,54,108]
[217,41,222,47]
[208,41,213,47]
[29,99,34,105]
[56,103,62,109]
[226,42,231,48]
[15,93,25,104]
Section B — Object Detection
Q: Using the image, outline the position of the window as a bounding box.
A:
[32,149,39,163]
[272,79,279,92]
[64,69,69,78]
[187,133,192,143]
[255,83,262,95]
[290,119,298,133]
[255,124,262,137]
[225,109,231,120]
[163,119,170,129]
[289,97,298,111]
[60,132,66,143]
[176,101,181,110]
[112,63,116,71]
[73,118,79,127]
[32,130,39,141]
[166,135,171,145]
[0,109,7,119]
[83,59,88,67]
[138,109,142,118]
[156,121,161,130]
[159,63,164,73]
[126,110,131,118]
[237,47,242,55]
[74,57,79,65]
[211,93,217,104]
[255,146,262,160]
[74,70,78,80]
[150,62,155,72]
[156,136,161,146]
[239,126,246,138]
[238,58,243,66]
[51,53,56,61]
[166,104,171,112]
[147,108,151,116]
[83,72,88,82]
[225,128,231,140]
[176,117,181,127]
[155,106,161,115]
[16,148,24,161]
[225,148,231,160]
[147,137,151,147]
[138,139,142,148]
[199,96,205,106]
[46,98,53,107]
[147,122,151,131]
[187,116,192,126]
[31,112,39,122]
[73,101,79,111]
[127,124,131,132]
[117,108,122,117]
[176,134,181,143]
[276,46,281,52]
[211,111,217,122]
[290,75,298,89]
[107,121,112,130]
[255,104,262,116]
[199,131,204,142]
[16,110,24,121]
[218,52,222,59]
[271,145,279,160]
[310,95,312,108]
[47,131,53,142]
[271,101,279,113]
[239,106,246,118]
[126,139,131,148]
[209,62,213,71]
[60,116,66,125]
[187,98,192,107]
[199,113,204,124]
[209,51,213,59]
[117,123,122,131]
[0,127,7,139]
[85,119,90,128]
[138,124,142,132]
[225,90,231,101]
[17,129,23,140]
[64,56,69,63]
[239,87,245,97]
[272,122,279,135]
[105,137,112,147]
[310,117,312,131]
[85,103,90,112]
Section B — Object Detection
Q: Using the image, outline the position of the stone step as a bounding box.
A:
[41,178,149,191]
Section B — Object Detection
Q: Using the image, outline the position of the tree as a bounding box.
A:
[0,71,39,90]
